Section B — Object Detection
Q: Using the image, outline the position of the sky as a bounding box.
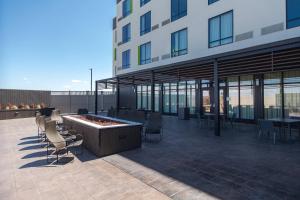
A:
[0,0,115,91]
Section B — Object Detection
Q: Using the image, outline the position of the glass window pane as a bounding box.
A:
[179,29,187,52]
[240,86,254,119]
[284,83,300,118]
[264,73,281,85]
[284,70,300,83]
[228,87,239,118]
[264,85,282,119]
[209,17,220,43]
[163,83,170,113]
[202,90,211,113]
[221,12,233,40]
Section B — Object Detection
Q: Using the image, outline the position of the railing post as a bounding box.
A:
[95,81,98,115]
[116,78,120,112]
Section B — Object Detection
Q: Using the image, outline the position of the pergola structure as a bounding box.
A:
[96,37,300,136]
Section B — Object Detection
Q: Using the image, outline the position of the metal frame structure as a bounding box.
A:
[96,37,300,136]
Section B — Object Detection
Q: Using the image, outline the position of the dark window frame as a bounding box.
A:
[122,0,131,18]
[122,23,131,43]
[171,28,188,57]
[286,0,300,29]
[171,0,187,22]
[140,0,150,7]
[140,11,151,36]
[122,49,131,69]
[139,42,152,65]
[208,10,234,48]
[208,0,220,5]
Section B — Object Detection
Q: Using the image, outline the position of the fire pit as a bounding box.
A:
[62,114,142,157]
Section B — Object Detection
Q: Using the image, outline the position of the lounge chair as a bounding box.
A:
[144,113,163,142]
[45,120,83,163]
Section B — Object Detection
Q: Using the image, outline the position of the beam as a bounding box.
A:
[213,59,220,136]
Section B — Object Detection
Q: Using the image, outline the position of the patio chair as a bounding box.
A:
[257,119,278,144]
[228,113,238,128]
[144,113,163,142]
[197,113,208,128]
[45,120,83,163]
[35,112,41,137]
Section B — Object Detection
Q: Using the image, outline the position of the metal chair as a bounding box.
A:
[144,113,163,142]
[257,119,278,144]
[45,120,83,163]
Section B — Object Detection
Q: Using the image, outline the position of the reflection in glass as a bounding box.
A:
[178,82,186,108]
[163,83,170,113]
[284,71,300,117]
[142,86,147,109]
[187,81,196,114]
[227,77,239,118]
[202,90,211,113]
[147,86,151,111]
[240,75,254,119]
[170,83,177,113]
[155,84,160,112]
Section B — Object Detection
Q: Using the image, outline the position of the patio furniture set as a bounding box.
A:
[34,108,164,162]
[35,110,83,163]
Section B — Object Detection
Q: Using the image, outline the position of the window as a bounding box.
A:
[140,11,151,36]
[284,70,300,117]
[264,73,282,119]
[187,81,196,114]
[227,77,239,118]
[171,0,187,21]
[122,50,130,69]
[140,0,150,7]
[240,75,254,119]
[208,0,219,5]
[287,0,300,29]
[139,42,151,65]
[171,28,188,57]
[209,11,233,48]
[163,83,170,113]
[122,23,131,43]
[122,0,132,18]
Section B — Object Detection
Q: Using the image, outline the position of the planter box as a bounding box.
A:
[62,115,142,157]
[0,109,39,120]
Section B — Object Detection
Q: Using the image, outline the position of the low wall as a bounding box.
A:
[0,89,116,120]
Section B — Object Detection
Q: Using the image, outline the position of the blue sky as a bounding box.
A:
[0,0,115,91]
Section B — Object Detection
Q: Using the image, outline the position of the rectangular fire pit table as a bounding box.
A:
[62,114,143,157]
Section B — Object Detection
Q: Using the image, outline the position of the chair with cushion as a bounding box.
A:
[257,119,278,144]
[45,120,83,163]
[144,113,163,142]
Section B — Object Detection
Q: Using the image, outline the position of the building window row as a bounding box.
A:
[135,71,300,120]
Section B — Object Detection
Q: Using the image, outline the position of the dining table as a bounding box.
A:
[266,118,300,141]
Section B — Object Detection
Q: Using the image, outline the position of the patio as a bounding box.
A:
[1,116,300,200]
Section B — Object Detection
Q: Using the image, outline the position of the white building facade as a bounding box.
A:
[96,0,300,129]
[113,0,300,76]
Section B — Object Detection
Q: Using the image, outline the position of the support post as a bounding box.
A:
[213,59,220,136]
[95,81,98,115]
[116,77,120,112]
[151,71,155,112]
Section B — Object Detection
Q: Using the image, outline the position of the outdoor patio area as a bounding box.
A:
[1,116,300,200]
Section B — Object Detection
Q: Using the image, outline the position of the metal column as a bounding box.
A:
[116,77,120,112]
[95,81,98,115]
[151,71,155,112]
[213,59,220,136]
